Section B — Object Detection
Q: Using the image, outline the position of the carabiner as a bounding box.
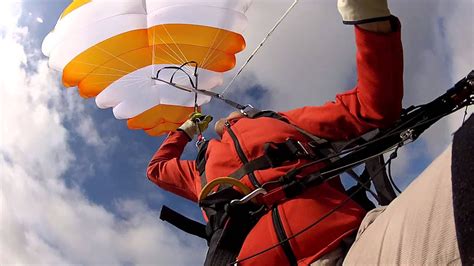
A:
[230,188,267,206]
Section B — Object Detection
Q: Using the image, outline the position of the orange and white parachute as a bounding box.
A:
[43,0,252,136]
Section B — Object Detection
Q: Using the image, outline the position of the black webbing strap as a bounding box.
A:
[229,156,271,179]
[200,188,263,266]
[204,219,256,266]
[249,110,329,146]
[196,140,209,189]
[159,205,208,240]
[365,156,397,205]
[246,109,400,207]
[228,140,318,179]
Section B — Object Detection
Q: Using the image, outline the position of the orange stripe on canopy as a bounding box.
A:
[148,24,245,55]
[62,24,244,97]
[127,104,196,136]
[61,0,91,18]
[73,45,234,98]
[59,24,244,135]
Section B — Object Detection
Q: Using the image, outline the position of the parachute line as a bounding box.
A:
[151,27,196,74]
[387,144,403,194]
[462,105,470,124]
[159,25,194,73]
[221,0,300,96]
[200,28,222,71]
[93,45,139,71]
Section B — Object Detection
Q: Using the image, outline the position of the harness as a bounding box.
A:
[161,112,397,266]
[159,70,474,266]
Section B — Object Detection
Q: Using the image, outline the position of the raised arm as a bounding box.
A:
[147,113,213,202]
[147,131,199,202]
[281,16,403,141]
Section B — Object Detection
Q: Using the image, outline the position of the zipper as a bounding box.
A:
[272,207,297,266]
[225,121,261,188]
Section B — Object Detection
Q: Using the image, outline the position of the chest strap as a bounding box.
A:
[229,139,320,179]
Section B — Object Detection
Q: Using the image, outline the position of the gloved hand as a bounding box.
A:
[178,112,213,139]
[337,0,391,25]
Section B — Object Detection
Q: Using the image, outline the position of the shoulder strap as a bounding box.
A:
[196,140,210,189]
[365,156,397,205]
[250,110,328,145]
[249,108,398,206]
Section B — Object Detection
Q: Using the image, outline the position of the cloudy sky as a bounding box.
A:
[1,0,472,265]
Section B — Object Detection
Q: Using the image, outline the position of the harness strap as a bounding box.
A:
[229,139,318,179]
[231,109,394,207]
[199,188,265,266]
[204,217,257,266]
[229,156,271,179]
[248,110,329,145]
[159,205,208,240]
[365,156,397,205]
[196,140,209,189]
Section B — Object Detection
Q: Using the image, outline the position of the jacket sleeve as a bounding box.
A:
[281,18,403,141]
[147,131,200,202]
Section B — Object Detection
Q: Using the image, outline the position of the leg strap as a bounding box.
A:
[160,205,208,241]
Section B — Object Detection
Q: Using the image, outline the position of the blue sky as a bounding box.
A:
[1,0,472,265]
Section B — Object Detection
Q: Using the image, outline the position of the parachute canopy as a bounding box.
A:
[43,0,252,136]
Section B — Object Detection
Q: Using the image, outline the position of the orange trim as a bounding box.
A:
[61,0,91,18]
[127,104,195,136]
[59,24,245,136]
[148,24,245,54]
[63,25,244,96]
[73,45,234,98]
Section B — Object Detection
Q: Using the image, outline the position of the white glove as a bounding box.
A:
[338,0,391,25]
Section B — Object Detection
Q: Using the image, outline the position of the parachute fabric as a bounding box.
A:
[43,0,252,136]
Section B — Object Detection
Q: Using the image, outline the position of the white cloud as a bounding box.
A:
[1,1,472,264]
[0,2,21,35]
[0,3,205,265]
[76,116,112,149]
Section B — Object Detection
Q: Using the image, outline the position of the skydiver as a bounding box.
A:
[147,0,461,265]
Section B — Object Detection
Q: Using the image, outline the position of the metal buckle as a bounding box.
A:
[230,188,267,206]
[196,135,206,149]
[400,129,415,142]
[286,139,314,158]
[296,140,310,156]
[240,105,261,118]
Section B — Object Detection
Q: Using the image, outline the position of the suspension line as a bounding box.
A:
[221,0,300,96]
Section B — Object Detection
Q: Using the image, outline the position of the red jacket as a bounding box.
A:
[148,24,403,265]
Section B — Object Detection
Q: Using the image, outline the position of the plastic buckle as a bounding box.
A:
[230,188,267,206]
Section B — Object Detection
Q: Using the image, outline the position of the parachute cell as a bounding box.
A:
[43,0,252,136]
